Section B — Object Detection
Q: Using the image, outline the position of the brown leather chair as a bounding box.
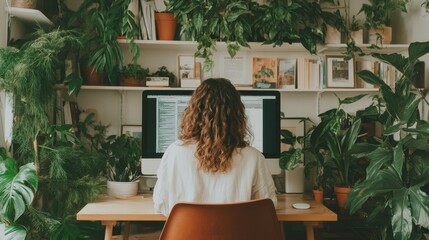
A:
[159,198,283,240]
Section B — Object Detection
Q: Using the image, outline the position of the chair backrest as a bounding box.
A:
[159,198,283,240]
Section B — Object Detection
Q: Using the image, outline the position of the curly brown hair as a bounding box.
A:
[179,78,251,173]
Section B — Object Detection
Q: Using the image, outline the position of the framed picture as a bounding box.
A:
[326,56,355,88]
[121,125,142,141]
[278,59,297,89]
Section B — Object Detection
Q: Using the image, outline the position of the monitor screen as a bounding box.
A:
[141,89,281,175]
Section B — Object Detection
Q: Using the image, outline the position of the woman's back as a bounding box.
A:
[153,140,277,216]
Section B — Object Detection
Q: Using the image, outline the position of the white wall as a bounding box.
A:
[0,0,8,148]
[392,1,429,120]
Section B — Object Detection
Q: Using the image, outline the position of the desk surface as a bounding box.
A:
[77,194,337,222]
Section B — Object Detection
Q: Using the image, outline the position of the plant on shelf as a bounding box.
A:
[167,0,254,70]
[151,66,178,87]
[76,0,140,85]
[120,63,150,86]
[101,134,142,198]
[347,41,429,240]
[358,0,408,45]
[255,0,325,55]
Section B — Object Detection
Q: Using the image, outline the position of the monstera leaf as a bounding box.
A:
[2,224,26,240]
[0,157,38,224]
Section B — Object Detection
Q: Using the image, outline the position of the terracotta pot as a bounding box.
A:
[120,76,146,86]
[325,25,341,44]
[11,0,37,8]
[334,186,352,209]
[313,189,324,203]
[368,26,392,45]
[155,13,177,40]
[351,29,363,44]
[81,63,105,86]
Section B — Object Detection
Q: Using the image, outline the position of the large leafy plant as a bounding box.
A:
[347,41,429,240]
[101,134,142,182]
[167,0,254,70]
[77,0,140,84]
[0,29,83,162]
[310,94,368,187]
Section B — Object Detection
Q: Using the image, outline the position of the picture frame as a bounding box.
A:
[278,59,297,89]
[326,56,355,88]
[121,125,142,141]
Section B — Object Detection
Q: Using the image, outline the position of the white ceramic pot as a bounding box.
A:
[351,29,363,45]
[325,25,341,44]
[368,26,392,45]
[107,180,139,199]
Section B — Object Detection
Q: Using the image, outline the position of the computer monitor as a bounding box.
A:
[141,89,281,175]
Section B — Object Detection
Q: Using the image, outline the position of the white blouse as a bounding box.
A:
[153,140,278,216]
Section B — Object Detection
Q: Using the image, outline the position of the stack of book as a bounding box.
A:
[138,0,156,40]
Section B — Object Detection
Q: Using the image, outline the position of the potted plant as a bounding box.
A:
[120,63,150,86]
[167,0,254,70]
[309,94,369,208]
[347,41,429,240]
[358,0,408,45]
[150,66,178,87]
[101,134,142,198]
[322,9,345,44]
[77,0,140,85]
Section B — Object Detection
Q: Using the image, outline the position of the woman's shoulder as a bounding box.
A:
[167,140,196,151]
[237,145,264,159]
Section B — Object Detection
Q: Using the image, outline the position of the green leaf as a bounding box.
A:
[384,122,401,135]
[367,148,392,179]
[357,70,388,87]
[342,119,361,153]
[347,166,403,214]
[391,188,412,240]
[408,41,429,63]
[0,159,38,223]
[372,53,407,74]
[409,187,429,229]
[392,142,403,177]
[339,94,367,105]
[4,224,26,240]
[404,120,429,136]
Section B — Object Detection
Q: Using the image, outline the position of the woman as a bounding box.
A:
[153,78,277,216]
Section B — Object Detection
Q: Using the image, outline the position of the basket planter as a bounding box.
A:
[120,76,146,86]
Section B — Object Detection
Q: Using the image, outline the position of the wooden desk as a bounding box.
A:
[77,194,337,240]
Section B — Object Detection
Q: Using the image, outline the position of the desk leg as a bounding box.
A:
[101,221,117,240]
[303,222,320,240]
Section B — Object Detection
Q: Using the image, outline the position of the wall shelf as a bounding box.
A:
[118,39,408,55]
[80,85,379,93]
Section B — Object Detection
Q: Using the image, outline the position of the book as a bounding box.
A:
[278,59,297,89]
[252,57,278,89]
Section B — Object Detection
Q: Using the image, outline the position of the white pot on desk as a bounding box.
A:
[107,180,139,199]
